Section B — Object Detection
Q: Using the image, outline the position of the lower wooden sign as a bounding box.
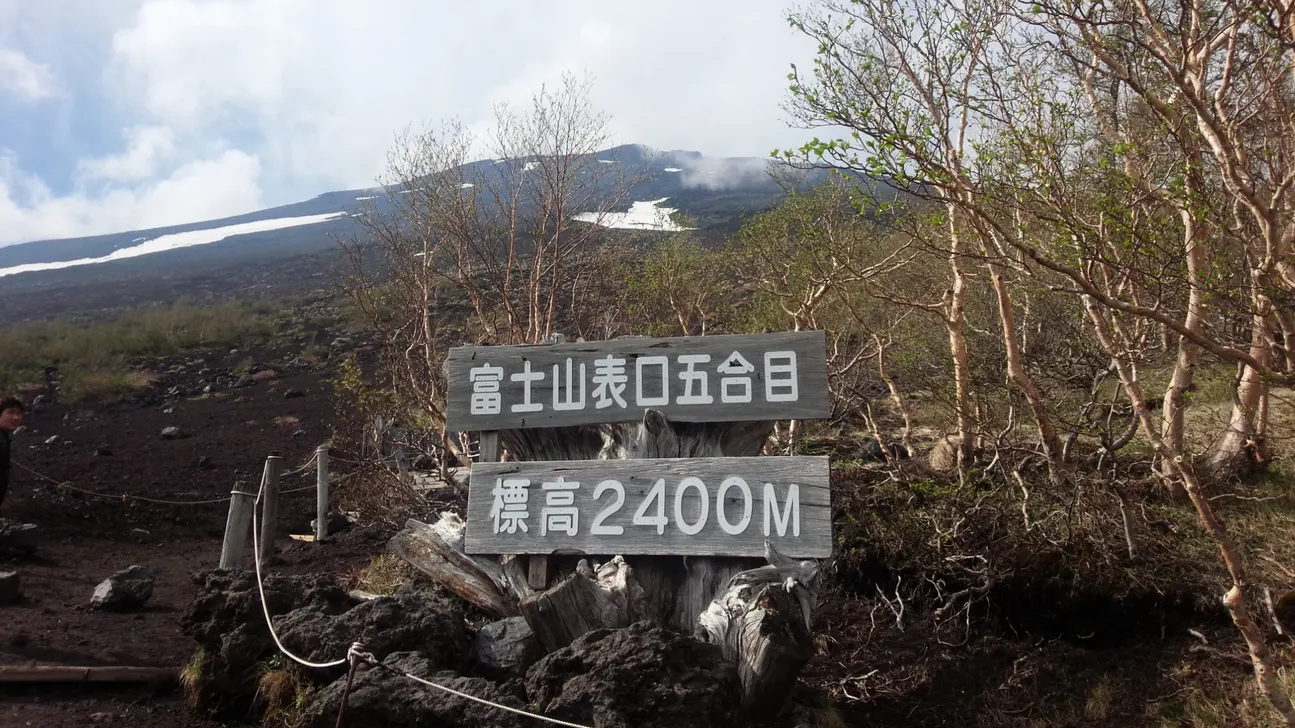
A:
[464,456,831,558]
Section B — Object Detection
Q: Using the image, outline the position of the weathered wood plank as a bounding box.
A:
[0,666,179,684]
[445,331,831,431]
[464,456,831,558]
[388,517,519,618]
[675,558,747,633]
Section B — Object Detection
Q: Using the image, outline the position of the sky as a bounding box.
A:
[0,0,820,247]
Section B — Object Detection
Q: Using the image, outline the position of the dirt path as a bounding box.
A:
[0,352,376,727]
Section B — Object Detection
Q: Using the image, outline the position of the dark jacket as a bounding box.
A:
[0,429,10,505]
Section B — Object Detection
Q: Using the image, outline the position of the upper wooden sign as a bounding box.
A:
[444,331,830,431]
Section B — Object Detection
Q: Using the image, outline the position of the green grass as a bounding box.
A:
[0,299,306,403]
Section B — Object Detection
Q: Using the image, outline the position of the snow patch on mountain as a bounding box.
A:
[0,212,347,278]
[575,198,691,232]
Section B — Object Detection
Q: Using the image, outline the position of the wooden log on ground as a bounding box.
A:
[0,665,179,684]
[388,514,518,618]
[696,541,821,716]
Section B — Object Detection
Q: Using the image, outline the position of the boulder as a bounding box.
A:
[299,652,532,728]
[91,565,155,610]
[850,439,910,462]
[272,585,472,678]
[473,617,543,680]
[160,426,186,440]
[525,621,740,728]
[181,571,358,717]
[283,389,305,400]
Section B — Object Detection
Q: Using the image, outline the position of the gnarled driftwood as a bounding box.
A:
[696,541,821,715]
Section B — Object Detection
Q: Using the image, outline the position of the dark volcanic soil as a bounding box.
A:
[0,350,379,727]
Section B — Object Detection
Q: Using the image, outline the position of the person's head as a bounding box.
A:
[0,397,24,433]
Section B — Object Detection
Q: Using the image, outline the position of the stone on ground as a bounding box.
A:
[91,565,156,610]
[272,584,472,675]
[299,652,533,728]
[181,571,357,717]
[474,617,543,680]
[525,621,741,728]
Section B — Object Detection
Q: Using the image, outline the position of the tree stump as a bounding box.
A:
[391,409,820,719]
[695,542,821,715]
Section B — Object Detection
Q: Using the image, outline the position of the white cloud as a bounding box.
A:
[76,125,176,182]
[0,148,263,245]
[0,48,56,100]
[0,0,820,246]
[103,0,816,190]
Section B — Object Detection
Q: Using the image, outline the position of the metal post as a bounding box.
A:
[315,446,330,542]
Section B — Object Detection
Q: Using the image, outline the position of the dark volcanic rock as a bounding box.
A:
[180,571,358,716]
[180,573,476,723]
[525,621,740,728]
[300,652,532,728]
[273,585,473,675]
[474,617,543,680]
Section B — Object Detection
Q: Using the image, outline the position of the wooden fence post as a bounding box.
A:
[315,446,330,542]
[258,455,282,566]
[219,481,254,569]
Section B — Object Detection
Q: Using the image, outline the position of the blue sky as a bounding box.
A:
[0,0,817,246]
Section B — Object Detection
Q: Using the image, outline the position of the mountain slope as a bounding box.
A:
[0,146,886,320]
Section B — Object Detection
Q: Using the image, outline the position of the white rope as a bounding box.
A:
[390,668,593,728]
[251,467,349,670]
[247,462,593,728]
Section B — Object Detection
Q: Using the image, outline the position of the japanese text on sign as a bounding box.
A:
[444,331,830,431]
[465,457,832,559]
[467,350,798,416]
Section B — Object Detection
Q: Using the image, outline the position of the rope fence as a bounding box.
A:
[17,447,564,725]
[243,463,592,728]
[13,450,323,507]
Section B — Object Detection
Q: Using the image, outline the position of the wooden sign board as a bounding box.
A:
[444,331,830,432]
[463,457,831,559]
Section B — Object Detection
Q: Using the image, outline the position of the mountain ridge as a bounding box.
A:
[0,145,810,269]
[0,145,884,321]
